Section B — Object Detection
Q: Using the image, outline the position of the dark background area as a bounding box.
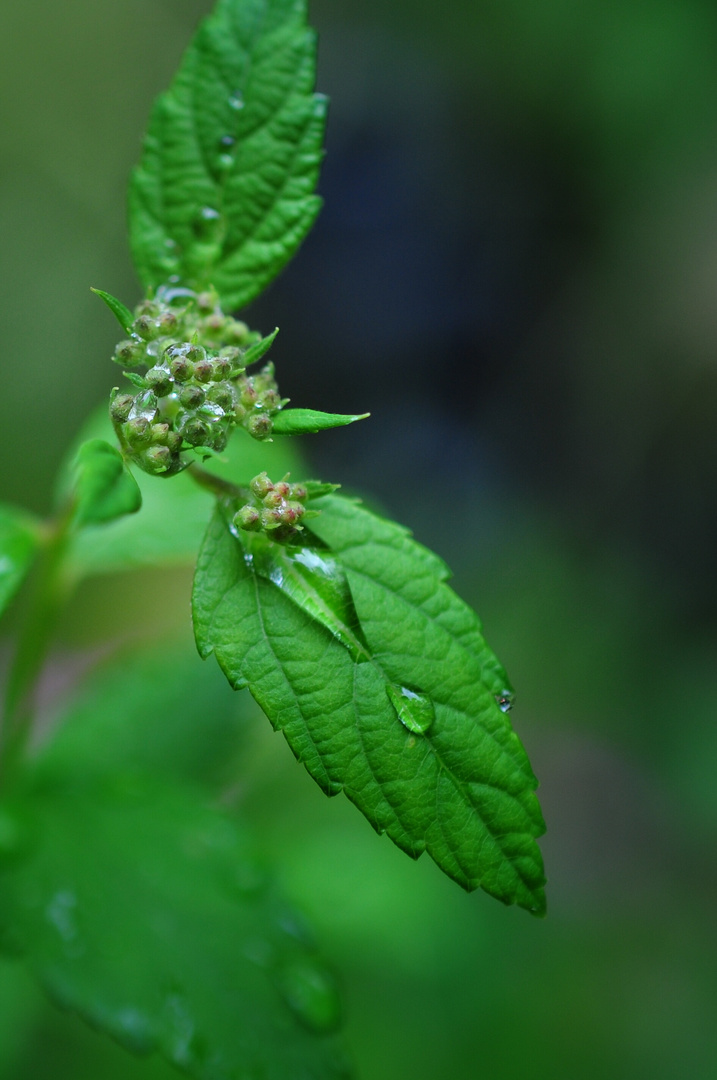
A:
[1,1,716,1077]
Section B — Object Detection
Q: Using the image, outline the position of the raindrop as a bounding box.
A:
[128,390,159,423]
[275,959,341,1034]
[193,206,223,240]
[495,691,514,713]
[219,134,236,148]
[164,238,177,249]
[217,153,234,172]
[228,92,244,110]
[386,684,435,735]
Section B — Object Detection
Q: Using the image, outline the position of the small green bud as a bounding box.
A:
[260,507,284,530]
[194,358,214,383]
[201,313,226,336]
[169,355,194,382]
[240,381,258,408]
[196,290,217,312]
[145,367,173,396]
[113,340,145,367]
[290,483,308,501]
[179,384,205,409]
[110,392,135,423]
[124,417,152,447]
[211,356,233,380]
[166,430,182,453]
[156,310,178,335]
[246,412,273,440]
[234,403,247,423]
[219,346,242,366]
[186,344,206,364]
[134,300,160,318]
[150,422,170,444]
[250,471,273,498]
[178,416,210,447]
[259,388,281,412]
[133,314,159,341]
[143,444,172,472]
[234,504,262,531]
[262,489,284,509]
[224,319,250,345]
[210,424,230,452]
[273,481,291,498]
[282,500,306,524]
[206,382,235,410]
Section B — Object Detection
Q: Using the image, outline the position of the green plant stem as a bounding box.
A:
[187,463,249,501]
[0,504,74,788]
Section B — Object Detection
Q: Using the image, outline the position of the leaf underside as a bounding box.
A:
[193,494,546,915]
[129,0,327,312]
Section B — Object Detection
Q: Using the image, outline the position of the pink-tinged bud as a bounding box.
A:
[233,504,262,531]
[194,359,214,383]
[124,417,152,447]
[143,444,172,472]
[250,471,273,498]
[246,412,272,440]
[133,314,159,341]
[150,422,170,445]
[110,393,135,424]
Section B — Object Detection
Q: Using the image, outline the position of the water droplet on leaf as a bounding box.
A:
[495,691,514,713]
[219,134,236,148]
[217,153,234,172]
[228,93,244,110]
[387,684,435,734]
[46,890,85,957]
[275,959,341,1033]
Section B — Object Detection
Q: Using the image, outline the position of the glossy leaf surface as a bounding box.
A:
[273,410,370,436]
[129,0,327,312]
[0,505,41,620]
[193,495,546,914]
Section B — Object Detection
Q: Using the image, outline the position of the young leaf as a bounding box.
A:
[242,326,279,367]
[129,0,327,312]
[90,289,134,334]
[73,440,142,526]
[0,771,350,1080]
[0,505,41,620]
[193,496,546,915]
[272,410,370,436]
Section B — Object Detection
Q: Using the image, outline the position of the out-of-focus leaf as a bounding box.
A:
[0,768,350,1080]
[0,505,41,620]
[73,440,142,526]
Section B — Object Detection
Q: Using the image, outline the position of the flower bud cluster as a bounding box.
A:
[233,471,310,542]
[109,290,284,475]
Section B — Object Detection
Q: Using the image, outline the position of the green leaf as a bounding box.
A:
[0,771,350,1080]
[129,0,327,312]
[59,403,302,577]
[243,531,370,662]
[272,410,370,436]
[242,326,279,367]
[90,289,134,334]
[73,440,142,526]
[42,641,249,791]
[193,495,546,914]
[0,505,41,620]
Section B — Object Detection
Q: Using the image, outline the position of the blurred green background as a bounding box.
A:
[2,0,717,1076]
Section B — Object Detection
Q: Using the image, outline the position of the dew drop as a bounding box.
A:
[275,959,341,1034]
[386,684,435,734]
[193,206,223,240]
[217,153,234,172]
[114,1007,157,1054]
[228,92,244,110]
[128,390,159,423]
[164,238,177,249]
[219,134,236,148]
[495,691,514,713]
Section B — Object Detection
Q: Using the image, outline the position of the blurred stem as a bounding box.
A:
[0,504,74,788]
[188,463,249,501]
